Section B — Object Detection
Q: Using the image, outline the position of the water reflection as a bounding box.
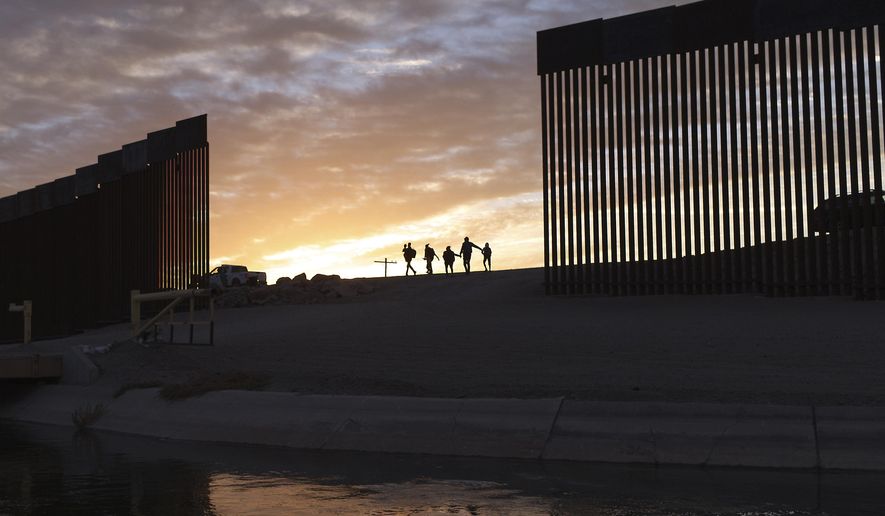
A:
[210,475,550,514]
[1,421,883,515]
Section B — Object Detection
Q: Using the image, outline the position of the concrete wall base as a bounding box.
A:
[1,386,882,471]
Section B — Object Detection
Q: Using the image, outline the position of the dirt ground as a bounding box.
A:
[74,267,885,405]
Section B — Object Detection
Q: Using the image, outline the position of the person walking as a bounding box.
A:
[442,245,460,275]
[460,236,482,274]
[403,243,417,276]
[482,242,492,271]
[424,243,439,274]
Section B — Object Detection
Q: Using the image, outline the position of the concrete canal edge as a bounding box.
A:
[1,385,883,471]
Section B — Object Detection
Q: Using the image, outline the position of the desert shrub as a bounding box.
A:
[71,403,105,429]
[112,381,163,399]
[159,372,270,401]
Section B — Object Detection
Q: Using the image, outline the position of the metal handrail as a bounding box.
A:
[130,289,214,344]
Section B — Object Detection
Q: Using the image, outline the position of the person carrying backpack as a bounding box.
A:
[403,243,417,275]
[424,243,439,274]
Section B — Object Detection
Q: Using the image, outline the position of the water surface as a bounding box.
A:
[1,422,881,515]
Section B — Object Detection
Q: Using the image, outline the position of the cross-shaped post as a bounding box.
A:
[374,258,397,277]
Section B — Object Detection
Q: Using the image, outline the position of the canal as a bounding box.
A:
[1,421,882,515]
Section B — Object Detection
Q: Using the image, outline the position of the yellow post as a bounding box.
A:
[130,290,141,337]
[23,300,32,345]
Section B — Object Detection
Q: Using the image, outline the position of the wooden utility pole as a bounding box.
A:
[374,258,397,277]
[8,301,32,344]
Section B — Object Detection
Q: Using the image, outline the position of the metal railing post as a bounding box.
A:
[129,288,213,343]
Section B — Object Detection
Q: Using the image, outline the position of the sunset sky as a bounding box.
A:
[0,0,680,281]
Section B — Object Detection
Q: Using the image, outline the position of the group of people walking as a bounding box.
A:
[402,237,492,276]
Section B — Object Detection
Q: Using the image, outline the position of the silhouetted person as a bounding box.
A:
[403,243,417,276]
[442,246,460,274]
[482,242,492,271]
[460,236,482,274]
[424,243,439,274]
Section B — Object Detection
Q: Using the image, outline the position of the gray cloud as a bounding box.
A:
[0,0,681,276]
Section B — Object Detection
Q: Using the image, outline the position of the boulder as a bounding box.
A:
[310,274,342,295]
[216,289,248,308]
[351,280,375,295]
[279,289,310,304]
[248,287,276,305]
[213,272,376,309]
[330,282,359,298]
[310,273,341,283]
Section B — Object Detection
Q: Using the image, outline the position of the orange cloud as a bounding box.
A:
[0,0,683,280]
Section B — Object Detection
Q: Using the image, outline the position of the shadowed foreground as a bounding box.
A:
[75,267,885,406]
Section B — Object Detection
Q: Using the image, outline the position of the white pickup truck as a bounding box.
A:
[204,264,267,289]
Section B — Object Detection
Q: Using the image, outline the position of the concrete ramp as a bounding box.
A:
[98,390,562,460]
[542,401,817,469]
[3,386,884,470]
[0,352,63,380]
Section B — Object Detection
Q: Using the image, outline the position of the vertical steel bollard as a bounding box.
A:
[130,290,141,338]
[23,301,32,345]
[209,295,215,346]
[189,296,195,345]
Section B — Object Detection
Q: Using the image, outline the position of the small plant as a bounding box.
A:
[113,381,163,399]
[71,403,105,429]
[159,371,270,401]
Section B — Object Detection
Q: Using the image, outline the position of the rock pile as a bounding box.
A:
[215,273,376,309]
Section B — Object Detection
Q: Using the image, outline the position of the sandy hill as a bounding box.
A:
[25,267,885,405]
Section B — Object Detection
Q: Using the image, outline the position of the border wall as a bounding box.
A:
[539,0,885,298]
[0,115,209,341]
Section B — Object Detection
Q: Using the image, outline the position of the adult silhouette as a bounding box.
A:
[442,245,460,275]
[460,236,482,274]
[482,242,492,271]
[403,243,417,275]
[424,243,439,274]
